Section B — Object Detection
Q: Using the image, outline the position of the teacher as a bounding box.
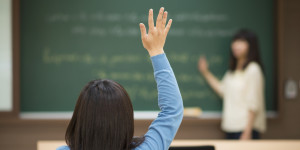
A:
[198,29,266,140]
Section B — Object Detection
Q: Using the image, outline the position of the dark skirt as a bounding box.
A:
[226,130,260,139]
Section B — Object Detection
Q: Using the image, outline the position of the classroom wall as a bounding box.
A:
[0,0,300,150]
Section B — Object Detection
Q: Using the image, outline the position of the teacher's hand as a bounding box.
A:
[240,130,252,140]
[198,56,209,74]
[139,7,172,57]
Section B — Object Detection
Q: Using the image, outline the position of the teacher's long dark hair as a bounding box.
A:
[65,79,144,150]
[229,29,264,71]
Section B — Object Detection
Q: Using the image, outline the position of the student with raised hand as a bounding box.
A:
[57,7,183,150]
[198,29,266,140]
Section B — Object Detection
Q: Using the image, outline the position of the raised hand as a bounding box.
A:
[139,7,172,57]
[198,56,209,74]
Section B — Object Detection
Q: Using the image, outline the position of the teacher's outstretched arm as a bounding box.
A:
[135,7,183,150]
[198,56,224,97]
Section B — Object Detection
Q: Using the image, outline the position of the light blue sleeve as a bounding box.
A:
[134,53,184,150]
[56,145,70,150]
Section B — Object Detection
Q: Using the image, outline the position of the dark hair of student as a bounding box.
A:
[229,29,264,72]
[65,79,145,150]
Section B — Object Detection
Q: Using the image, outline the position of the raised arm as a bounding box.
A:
[198,56,224,97]
[135,8,184,150]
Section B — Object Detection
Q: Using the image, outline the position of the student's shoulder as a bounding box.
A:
[56,145,70,150]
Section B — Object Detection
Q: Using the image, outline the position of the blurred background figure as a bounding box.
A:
[198,29,266,140]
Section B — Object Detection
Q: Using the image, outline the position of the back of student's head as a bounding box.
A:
[65,79,144,150]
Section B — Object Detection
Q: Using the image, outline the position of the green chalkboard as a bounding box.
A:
[20,0,275,112]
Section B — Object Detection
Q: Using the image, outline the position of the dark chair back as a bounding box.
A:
[169,145,215,150]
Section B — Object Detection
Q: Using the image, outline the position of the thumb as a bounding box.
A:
[139,23,147,40]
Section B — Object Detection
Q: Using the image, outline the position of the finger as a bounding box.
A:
[203,58,207,65]
[202,56,207,63]
[156,7,164,29]
[139,23,147,39]
[200,56,205,61]
[198,57,203,65]
[199,56,206,63]
[162,11,168,28]
[148,9,154,31]
[164,19,172,35]
[199,56,202,62]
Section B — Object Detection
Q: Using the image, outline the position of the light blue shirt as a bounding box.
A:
[57,53,184,150]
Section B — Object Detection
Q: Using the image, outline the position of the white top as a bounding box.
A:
[219,62,266,133]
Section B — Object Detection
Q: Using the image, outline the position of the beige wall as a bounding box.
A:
[0,0,300,150]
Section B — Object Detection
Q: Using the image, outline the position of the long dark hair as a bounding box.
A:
[229,29,263,71]
[65,79,144,150]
